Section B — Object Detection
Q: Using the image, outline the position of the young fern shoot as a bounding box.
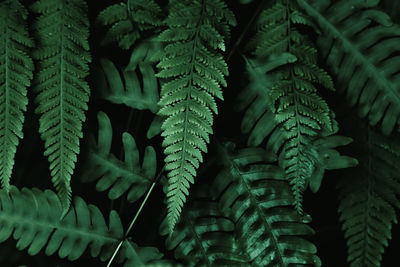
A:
[156,0,236,232]
[32,0,91,213]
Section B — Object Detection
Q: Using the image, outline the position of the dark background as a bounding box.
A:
[1,0,400,266]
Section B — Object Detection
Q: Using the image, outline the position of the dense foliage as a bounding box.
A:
[0,0,400,266]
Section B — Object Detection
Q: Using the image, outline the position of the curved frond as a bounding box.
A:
[160,189,249,266]
[81,112,156,203]
[97,40,160,113]
[32,0,91,211]
[0,0,34,191]
[338,122,400,267]
[212,144,321,266]
[97,0,162,49]
[157,0,236,232]
[0,186,162,266]
[298,0,400,135]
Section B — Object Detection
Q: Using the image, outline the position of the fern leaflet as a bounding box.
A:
[0,0,34,191]
[157,0,236,232]
[97,40,160,113]
[81,112,156,203]
[32,0,91,212]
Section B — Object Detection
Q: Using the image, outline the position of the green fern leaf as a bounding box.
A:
[0,186,162,265]
[97,0,162,50]
[0,0,34,192]
[237,55,357,195]
[32,0,91,212]
[157,0,236,232]
[97,40,160,113]
[298,0,400,135]
[81,112,156,202]
[160,188,249,266]
[337,121,400,267]
[246,1,335,213]
[212,144,321,266]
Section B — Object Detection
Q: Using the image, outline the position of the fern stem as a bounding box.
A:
[107,164,165,267]
[226,0,265,62]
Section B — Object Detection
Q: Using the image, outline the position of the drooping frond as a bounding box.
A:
[0,186,163,266]
[97,0,162,49]
[337,121,400,267]
[0,0,34,191]
[212,144,321,266]
[32,0,91,212]
[81,112,156,203]
[160,188,249,266]
[237,55,357,194]
[298,0,400,135]
[245,1,335,213]
[97,40,160,113]
[157,0,236,232]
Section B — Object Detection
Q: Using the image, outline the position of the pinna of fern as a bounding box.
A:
[31,0,91,213]
[0,0,34,192]
[156,0,236,233]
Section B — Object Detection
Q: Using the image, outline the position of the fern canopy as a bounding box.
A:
[32,0,91,212]
[212,144,321,266]
[0,186,162,266]
[298,0,400,135]
[81,112,156,203]
[338,121,400,267]
[157,0,236,232]
[97,0,162,50]
[0,0,34,191]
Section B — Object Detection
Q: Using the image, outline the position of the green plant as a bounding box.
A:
[1,0,400,266]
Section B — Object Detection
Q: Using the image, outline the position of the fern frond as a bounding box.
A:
[0,186,163,266]
[0,0,34,191]
[298,0,400,135]
[212,144,321,266]
[157,0,236,232]
[81,112,156,203]
[32,0,91,212]
[160,188,249,266]
[97,0,162,50]
[245,1,335,213]
[97,40,160,113]
[337,122,400,267]
[237,55,357,195]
